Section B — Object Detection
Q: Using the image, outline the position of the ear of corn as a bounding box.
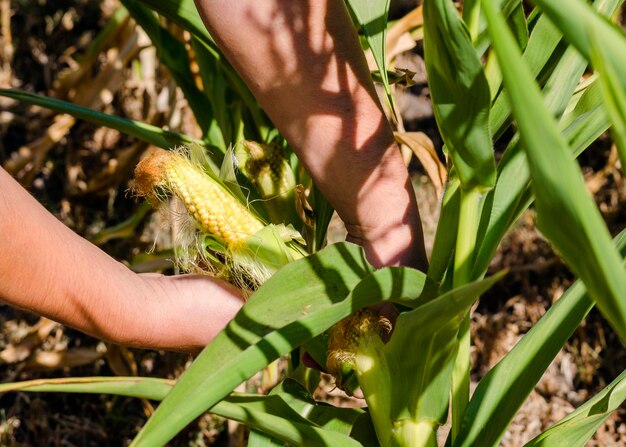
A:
[135,149,264,248]
[134,148,305,288]
[327,309,393,446]
[237,140,299,226]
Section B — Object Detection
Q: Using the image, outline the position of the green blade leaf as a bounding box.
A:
[531,0,626,78]
[482,0,626,342]
[590,30,626,173]
[137,0,266,128]
[131,243,433,446]
[385,271,506,426]
[423,0,496,191]
[0,88,201,149]
[0,377,364,447]
[427,179,461,283]
[0,376,174,400]
[344,0,396,117]
[489,0,623,140]
[455,229,626,447]
[247,379,366,447]
[524,369,626,447]
[474,78,610,278]
[121,0,224,148]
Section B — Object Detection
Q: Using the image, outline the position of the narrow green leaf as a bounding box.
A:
[483,0,626,337]
[489,13,563,139]
[217,396,363,447]
[137,0,266,128]
[427,179,461,283]
[506,1,529,50]
[0,376,174,400]
[248,379,366,447]
[121,0,224,148]
[131,243,432,446]
[489,0,623,140]
[589,31,626,173]
[473,79,610,278]
[423,0,496,190]
[474,0,528,55]
[0,377,364,447]
[531,0,626,80]
[0,88,201,149]
[524,368,626,447]
[344,0,396,117]
[455,229,626,447]
[385,271,506,424]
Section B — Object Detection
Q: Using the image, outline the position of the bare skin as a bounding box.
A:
[194,0,427,269]
[0,0,427,353]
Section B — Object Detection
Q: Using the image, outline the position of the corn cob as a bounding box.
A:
[327,309,393,446]
[243,141,290,192]
[134,149,264,248]
[239,141,298,226]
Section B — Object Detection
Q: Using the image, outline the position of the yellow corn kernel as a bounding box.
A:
[135,149,263,247]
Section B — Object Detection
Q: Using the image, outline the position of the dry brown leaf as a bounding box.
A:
[586,144,619,194]
[3,114,75,181]
[0,318,59,364]
[23,347,105,371]
[394,131,447,197]
[386,6,423,63]
[3,16,142,187]
[105,343,138,376]
[104,343,155,416]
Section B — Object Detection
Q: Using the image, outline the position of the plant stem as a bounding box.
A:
[391,419,438,447]
[454,187,481,288]
[355,333,393,446]
[451,187,481,441]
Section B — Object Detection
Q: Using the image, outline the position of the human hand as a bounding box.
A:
[120,273,245,354]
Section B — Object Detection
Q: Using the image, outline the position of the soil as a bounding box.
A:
[0,1,625,446]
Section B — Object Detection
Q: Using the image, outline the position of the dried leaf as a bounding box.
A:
[23,348,105,371]
[0,318,59,364]
[395,131,447,197]
[387,6,423,62]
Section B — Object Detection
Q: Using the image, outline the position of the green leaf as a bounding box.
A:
[427,179,461,283]
[531,0,626,78]
[482,0,626,336]
[455,229,626,447]
[385,271,506,427]
[344,0,396,117]
[0,376,174,400]
[0,88,201,149]
[524,369,626,447]
[0,377,364,447]
[137,0,267,131]
[131,243,433,446]
[474,0,528,55]
[473,78,610,278]
[489,0,623,140]
[590,30,626,173]
[423,0,496,191]
[270,379,365,435]
[121,0,224,148]
[489,13,563,139]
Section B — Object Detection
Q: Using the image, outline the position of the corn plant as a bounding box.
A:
[2,0,626,446]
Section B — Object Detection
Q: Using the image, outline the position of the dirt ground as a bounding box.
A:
[0,1,625,446]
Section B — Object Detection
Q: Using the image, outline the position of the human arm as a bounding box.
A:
[0,167,244,353]
[194,0,428,269]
